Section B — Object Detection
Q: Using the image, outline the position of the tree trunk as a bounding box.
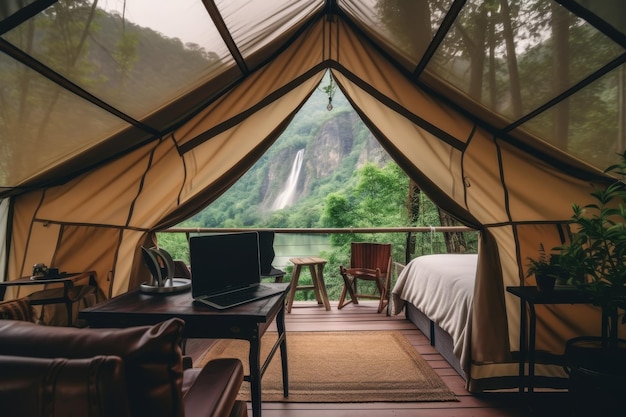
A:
[437,207,468,253]
[468,5,487,99]
[551,1,570,149]
[406,179,420,261]
[499,0,523,117]
[487,10,497,108]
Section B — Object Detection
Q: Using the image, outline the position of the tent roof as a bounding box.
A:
[1,0,624,197]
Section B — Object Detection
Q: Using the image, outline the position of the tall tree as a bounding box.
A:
[551,1,570,149]
[322,162,409,251]
[376,0,433,60]
[468,3,488,99]
[36,1,102,139]
[499,0,523,118]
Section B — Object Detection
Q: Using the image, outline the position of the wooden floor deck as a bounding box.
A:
[186,300,570,417]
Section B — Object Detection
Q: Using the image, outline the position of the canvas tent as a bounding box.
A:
[1,0,625,392]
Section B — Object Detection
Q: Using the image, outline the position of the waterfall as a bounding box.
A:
[272,149,304,210]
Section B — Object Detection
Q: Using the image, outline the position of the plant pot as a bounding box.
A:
[535,273,555,292]
[564,336,626,417]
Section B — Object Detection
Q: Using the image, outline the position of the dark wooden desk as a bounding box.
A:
[0,271,97,326]
[79,283,290,417]
[506,286,590,393]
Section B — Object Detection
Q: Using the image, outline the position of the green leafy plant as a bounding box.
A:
[526,243,553,277]
[525,243,562,291]
[555,151,626,348]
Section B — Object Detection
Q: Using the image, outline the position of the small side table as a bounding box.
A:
[506,286,590,393]
[0,271,98,326]
[287,257,330,312]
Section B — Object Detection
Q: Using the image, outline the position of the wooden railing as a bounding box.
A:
[159,226,476,265]
[159,226,477,301]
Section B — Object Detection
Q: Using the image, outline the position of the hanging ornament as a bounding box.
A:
[318,71,336,111]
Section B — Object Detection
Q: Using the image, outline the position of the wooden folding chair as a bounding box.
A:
[338,242,392,314]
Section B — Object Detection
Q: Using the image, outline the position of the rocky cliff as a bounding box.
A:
[260,110,391,211]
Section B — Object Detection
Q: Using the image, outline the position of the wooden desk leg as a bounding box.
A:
[276,302,289,397]
[249,329,262,417]
[64,282,74,326]
[311,264,330,311]
[286,265,301,313]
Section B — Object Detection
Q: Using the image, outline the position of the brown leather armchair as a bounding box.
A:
[0,317,247,417]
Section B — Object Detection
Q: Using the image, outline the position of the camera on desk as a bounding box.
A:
[32,263,47,278]
[32,264,60,278]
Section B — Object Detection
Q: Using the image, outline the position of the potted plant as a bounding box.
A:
[555,151,626,345]
[525,243,561,291]
[554,151,626,416]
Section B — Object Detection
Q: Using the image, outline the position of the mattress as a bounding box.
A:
[391,253,478,374]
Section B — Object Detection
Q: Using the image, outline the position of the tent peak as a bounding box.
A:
[323,0,339,15]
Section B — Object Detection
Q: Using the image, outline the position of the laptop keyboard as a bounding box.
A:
[201,284,278,309]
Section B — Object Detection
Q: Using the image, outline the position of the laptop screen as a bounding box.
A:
[189,232,261,299]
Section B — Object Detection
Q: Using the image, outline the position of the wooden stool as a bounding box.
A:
[287,257,330,312]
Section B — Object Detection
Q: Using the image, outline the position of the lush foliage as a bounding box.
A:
[526,243,563,280]
[317,162,410,299]
[555,151,626,343]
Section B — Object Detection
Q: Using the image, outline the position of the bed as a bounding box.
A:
[391,253,478,380]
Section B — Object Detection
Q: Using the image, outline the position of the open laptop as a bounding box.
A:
[189,232,285,309]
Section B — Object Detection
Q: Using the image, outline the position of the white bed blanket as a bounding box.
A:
[391,253,477,372]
